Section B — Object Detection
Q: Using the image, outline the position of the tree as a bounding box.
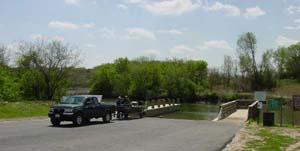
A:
[18,40,80,100]
[90,64,115,97]
[0,66,20,101]
[222,55,234,87]
[273,43,300,81]
[113,58,130,96]
[0,45,9,66]
[259,49,276,89]
[208,68,222,90]
[273,47,288,79]
[285,44,300,80]
[90,58,208,101]
[237,32,259,90]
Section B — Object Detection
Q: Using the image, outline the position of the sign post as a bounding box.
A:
[255,91,266,125]
[292,95,300,126]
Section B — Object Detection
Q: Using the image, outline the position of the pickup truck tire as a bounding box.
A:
[103,112,111,123]
[51,118,60,126]
[73,113,84,126]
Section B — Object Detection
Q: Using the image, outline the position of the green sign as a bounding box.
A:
[255,91,266,102]
[268,99,282,111]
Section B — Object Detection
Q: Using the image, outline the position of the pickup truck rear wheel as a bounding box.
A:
[73,113,84,126]
[51,118,60,126]
[103,112,111,123]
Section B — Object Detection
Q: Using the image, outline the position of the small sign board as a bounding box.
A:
[255,91,266,102]
[267,99,282,111]
[293,95,300,111]
[257,101,263,109]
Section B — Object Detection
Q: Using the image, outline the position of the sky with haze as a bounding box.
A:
[1,0,300,68]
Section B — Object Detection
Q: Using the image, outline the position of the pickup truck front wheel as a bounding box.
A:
[103,112,111,123]
[51,118,61,126]
[73,113,84,126]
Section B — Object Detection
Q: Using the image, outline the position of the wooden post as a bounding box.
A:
[292,101,295,127]
[280,100,283,127]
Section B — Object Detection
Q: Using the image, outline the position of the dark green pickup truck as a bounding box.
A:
[48,95,115,126]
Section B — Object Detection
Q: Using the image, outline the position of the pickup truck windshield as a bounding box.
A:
[61,96,85,105]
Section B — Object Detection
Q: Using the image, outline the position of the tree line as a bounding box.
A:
[90,57,208,101]
[0,32,300,102]
[209,32,300,93]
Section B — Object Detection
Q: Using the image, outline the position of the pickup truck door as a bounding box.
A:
[91,97,103,118]
[83,98,97,118]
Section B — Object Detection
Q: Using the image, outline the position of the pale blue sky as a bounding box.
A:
[1,0,300,68]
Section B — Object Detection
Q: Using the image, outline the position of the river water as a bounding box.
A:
[102,99,219,121]
[161,103,219,121]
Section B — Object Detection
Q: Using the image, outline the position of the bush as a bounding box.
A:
[0,67,20,101]
[198,90,219,104]
[220,93,253,102]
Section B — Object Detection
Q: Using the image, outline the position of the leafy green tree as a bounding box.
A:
[273,43,300,81]
[113,58,130,96]
[0,66,20,101]
[18,40,80,100]
[222,55,234,87]
[237,32,260,90]
[259,50,276,89]
[285,44,300,80]
[90,64,115,97]
[273,47,288,79]
[90,58,208,101]
[0,45,9,66]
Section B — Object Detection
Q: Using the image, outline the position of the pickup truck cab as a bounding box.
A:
[48,95,115,126]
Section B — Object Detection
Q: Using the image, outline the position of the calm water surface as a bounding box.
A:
[102,98,219,121]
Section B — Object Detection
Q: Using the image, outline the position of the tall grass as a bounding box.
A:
[0,101,52,119]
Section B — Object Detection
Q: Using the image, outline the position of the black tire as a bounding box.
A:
[124,114,129,119]
[103,112,111,123]
[73,113,84,126]
[51,118,61,126]
[139,112,144,118]
[118,112,124,120]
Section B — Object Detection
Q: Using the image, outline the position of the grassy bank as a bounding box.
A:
[226,121,300,151]
[0,101,52,119]
[161,103,219,120]
[244,128,296,151]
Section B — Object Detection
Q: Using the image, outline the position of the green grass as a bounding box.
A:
[0,101,52,119]
[161,103,219,120]
[244,128,296,151]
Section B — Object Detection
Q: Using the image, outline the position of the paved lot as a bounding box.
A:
[0,118,242,151]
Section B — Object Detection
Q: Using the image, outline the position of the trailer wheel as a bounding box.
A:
[118,112,124,120]
[103,112,111,123]
[124,113,128,119]
[139,112,144,118]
